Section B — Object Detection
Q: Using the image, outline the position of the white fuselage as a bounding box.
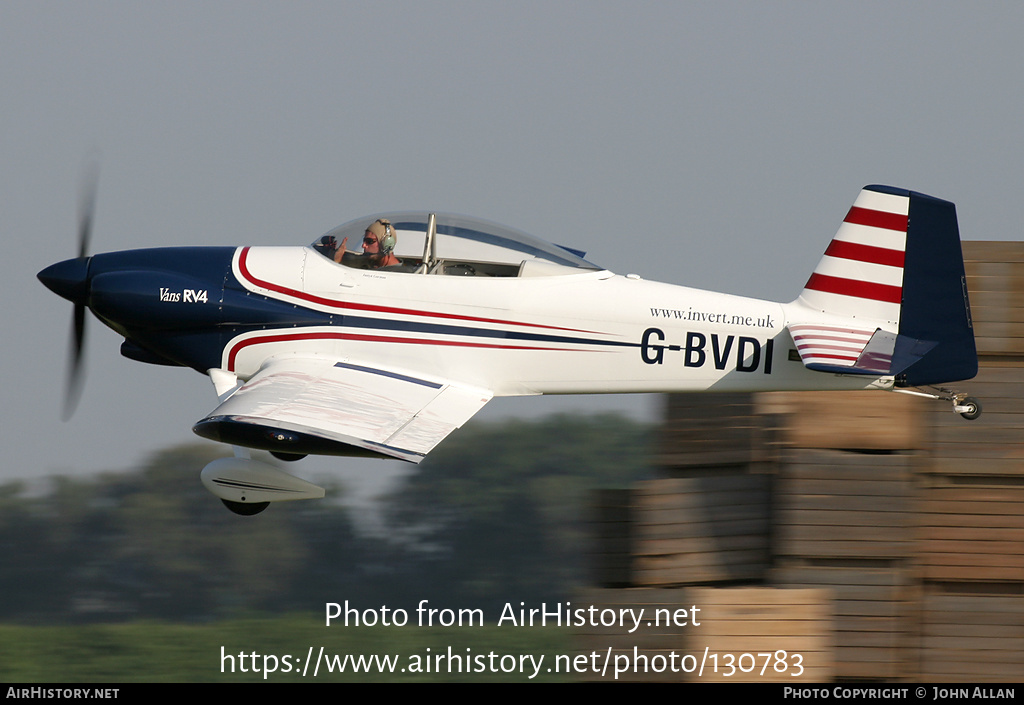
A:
[226,246,891,397]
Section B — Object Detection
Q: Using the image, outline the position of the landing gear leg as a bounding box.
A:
[894,387,982,420]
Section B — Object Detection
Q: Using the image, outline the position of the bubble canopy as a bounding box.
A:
[312,212,601,276]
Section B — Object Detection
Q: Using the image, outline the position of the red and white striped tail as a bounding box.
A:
[796,186,909,326]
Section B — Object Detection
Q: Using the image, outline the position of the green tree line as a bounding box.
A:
[1,413,651,623]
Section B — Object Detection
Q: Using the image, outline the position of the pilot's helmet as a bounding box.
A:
[367,219,397,255]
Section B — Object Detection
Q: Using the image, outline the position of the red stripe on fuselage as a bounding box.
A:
[844,206,908,232]
[804,273,903,304]
[236,247,602,334]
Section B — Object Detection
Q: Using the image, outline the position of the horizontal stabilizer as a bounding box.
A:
[789,324,936,377]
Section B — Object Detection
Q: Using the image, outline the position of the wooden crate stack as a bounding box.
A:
[583,241,1024,682]
[573,587,832,682]
[656,392,764,468]
[571,587,699,684]
[913,241,1024,680]
[635,392,772,586]
[919,592,1024,682]
[630,474,771,587]
[688,587,832,682]
[762,391,925,680]
[590,393,771,590]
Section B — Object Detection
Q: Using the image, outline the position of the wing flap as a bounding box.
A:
[193,358,492,462]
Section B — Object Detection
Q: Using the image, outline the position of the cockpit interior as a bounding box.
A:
[311,212,600,277]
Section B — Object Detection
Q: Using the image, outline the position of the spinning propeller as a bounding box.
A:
[38,167,98,420]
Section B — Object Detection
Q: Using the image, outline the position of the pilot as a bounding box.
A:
[333,219,401,269]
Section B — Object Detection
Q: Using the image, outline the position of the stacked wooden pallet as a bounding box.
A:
[571,587,698,683]
[772,449,917,561]
[773,564,910,681]
[919,592,1024,681]
[582,241,1024,682]
[687,587,832,683]
[764,392,924,680]
[756,390,928,452]
[963,242,1024,357]
[630,474,771,586]
[917,481,1024,584]
[912,241,1024,680]
[656,392,763,467]
[585,392,775,590]
[573,587,832,682]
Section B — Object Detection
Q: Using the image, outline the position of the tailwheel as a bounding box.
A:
[955,396,982,420]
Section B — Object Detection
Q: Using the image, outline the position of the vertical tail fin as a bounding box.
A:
[797,186,909,326]
[793,185,977,386]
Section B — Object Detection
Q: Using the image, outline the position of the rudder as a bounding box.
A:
[892,186,977,386]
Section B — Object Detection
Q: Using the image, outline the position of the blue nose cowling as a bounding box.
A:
[38,257,90,305]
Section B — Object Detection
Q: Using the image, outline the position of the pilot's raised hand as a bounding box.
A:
[334,236,349,263]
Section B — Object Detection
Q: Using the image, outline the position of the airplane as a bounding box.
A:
[38,184,980,515]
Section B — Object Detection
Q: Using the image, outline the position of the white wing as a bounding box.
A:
[193,357,492,462]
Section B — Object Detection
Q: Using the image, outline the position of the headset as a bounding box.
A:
[377,219,396,256]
